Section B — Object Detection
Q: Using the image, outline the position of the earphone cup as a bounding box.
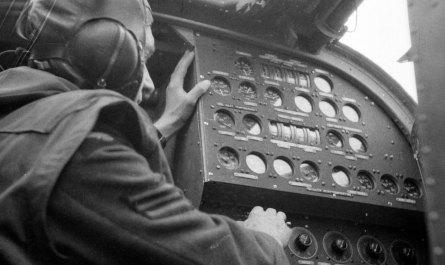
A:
[68,19,140,89]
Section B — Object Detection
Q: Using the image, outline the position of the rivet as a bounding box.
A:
[332,183,336,187]
[216,165,221,169]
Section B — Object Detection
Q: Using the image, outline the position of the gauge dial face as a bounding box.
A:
[295,95,313,113]
[242,115,261,135]
[217,147,239,170]
[381,175,399,194]
[246,153,267,174]
[332,167,350,187]
[238,82,257,99]
[214,110,235,129]
[349,136,367,153]
[235,58,253,76]
[404,179,422,198]
[326,131,343,148]
[274,158,293,178]
[300,162,319,182]
[319,100,337,117]
[211,77,231,96]
[343,105,360,122]
[264,87,283,106]
[314,76,332,93]
[357,171,375,190]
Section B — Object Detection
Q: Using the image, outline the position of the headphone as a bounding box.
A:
[29,18,145,100]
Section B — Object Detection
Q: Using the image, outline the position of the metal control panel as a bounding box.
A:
[193,32,424,212]
[168,30,428,265]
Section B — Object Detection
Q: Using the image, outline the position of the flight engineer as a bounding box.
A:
[0,0,292,264]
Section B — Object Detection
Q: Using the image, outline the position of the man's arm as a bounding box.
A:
[153,50,210,142]
[46,123,291,265]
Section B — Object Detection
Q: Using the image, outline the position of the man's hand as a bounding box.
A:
[239,206,292,248]
[154,50,210,140]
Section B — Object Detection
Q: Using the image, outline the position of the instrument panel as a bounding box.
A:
[165,28,427,265]
[194,32,424,211]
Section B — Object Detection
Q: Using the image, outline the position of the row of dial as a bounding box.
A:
[217,146,421,198]
[215,110,368,153]
[289,228,418,265]
[211,77,362,122]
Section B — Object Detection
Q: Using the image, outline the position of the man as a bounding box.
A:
[0,0,292,264]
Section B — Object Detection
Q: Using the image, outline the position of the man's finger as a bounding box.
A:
[265,208,277,215]
[187,80,210,103]
[170,50,195,87]
[249,206,264,216]
[276,211,287,220]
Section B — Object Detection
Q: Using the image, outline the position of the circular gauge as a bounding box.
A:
[246,153,267,174]
[295,95,313,113]
[314,76,333,93]
[264,87,283,106]
[300,162,320,182]
[357,236,386,265]
[319,100,337,117]
[238,82,258,99]
[381,175,399,194]
[357,171,375,190]
[404,179,422,198]
[217,147,239,170]
[288,227,318,259]
[273,158,293,178]
[214,110,235,129]
[326,131,343,148]
[235,57,253,76]
[343,104,361,122]
[391,240,418,265]
[349,135,367,153]
[242,115,261,135]
[332,167,351,187]
[323,231,353,263]
[211,77,231,96]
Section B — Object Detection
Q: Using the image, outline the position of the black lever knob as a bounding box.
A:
[402,247,416,260]
[366,242,383,256]
[295,233,313,250]
[332,238,348,253]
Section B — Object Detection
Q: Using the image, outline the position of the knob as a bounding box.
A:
[401,247,416,260]
[332,238,348,253]
[295,233,313,250]
[366,242,383,256]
